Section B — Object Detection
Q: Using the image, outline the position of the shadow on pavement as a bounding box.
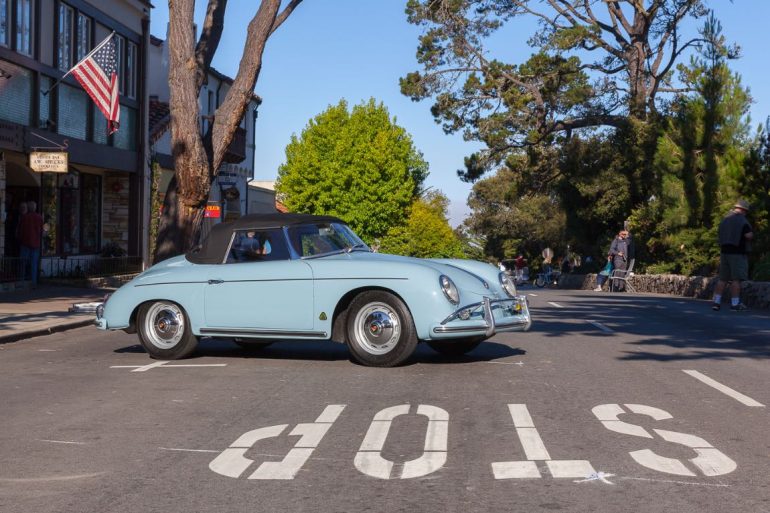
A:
[529,292,770,362]
[113,338,525,366]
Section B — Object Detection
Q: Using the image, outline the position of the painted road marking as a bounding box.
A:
[486,361,524,366]
[620,476,730,488]
[209,405,345,480]
[587,320,613,333]
[492,404,595,479]
[37,439,86,445]
[592,403,737,477]
[110,361,227,372]
[683,370,765,407]
[574,471,615,485]
[355,404,449,480]
[547,302,564,308]
[528,293,538,297]
[160,447,220,453]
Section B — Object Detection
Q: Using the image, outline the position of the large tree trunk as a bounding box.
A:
[151,0,302,263]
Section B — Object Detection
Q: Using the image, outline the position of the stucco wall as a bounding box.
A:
[558,273,770,309]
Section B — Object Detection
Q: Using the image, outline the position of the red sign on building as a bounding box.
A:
[204,205,221,218]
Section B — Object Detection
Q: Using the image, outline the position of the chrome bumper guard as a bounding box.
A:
[433,296,530,337]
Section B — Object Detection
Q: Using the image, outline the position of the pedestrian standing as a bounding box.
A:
[608,229,631,291]
[711,200,753,311]
[18,201,43,287]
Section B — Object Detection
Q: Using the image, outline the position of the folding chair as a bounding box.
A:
[610,259,635,292]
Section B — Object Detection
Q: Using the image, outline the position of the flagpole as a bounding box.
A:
[42,31,115,96]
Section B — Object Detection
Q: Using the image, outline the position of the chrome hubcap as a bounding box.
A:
[144,302,184,350]
[353,302,401,355]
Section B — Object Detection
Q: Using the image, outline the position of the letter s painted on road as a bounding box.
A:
[592,403,736,477]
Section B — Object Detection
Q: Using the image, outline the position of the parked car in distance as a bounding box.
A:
[95,213,531,367]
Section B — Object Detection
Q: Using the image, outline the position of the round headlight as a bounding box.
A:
[439,275,460,305]
[499,272,517,298]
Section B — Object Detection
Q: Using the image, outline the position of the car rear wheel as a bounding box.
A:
[426,337,485,357]
[137,301,198,360]
[346,291,417,367]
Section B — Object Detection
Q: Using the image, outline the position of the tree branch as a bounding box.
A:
[195,0,228,91]
[271,0,304,35]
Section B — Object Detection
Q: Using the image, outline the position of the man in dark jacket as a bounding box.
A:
[608,229,631,291]
[712,200,753,311]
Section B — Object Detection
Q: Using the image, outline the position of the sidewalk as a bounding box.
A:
[0,285,111,344]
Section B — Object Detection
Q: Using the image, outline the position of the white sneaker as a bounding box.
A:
[593,286,602,292]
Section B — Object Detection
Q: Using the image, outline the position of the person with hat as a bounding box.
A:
[711,199,753,311]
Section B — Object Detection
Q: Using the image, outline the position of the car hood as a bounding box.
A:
[322,251,501,299]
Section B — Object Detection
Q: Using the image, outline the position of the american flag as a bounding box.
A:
[69,34,120,134]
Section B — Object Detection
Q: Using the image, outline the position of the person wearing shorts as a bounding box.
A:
[711,200,753,311]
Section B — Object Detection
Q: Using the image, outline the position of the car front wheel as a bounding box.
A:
[426,337,485,357]
[137,301,198,360]
[346,291,418,367]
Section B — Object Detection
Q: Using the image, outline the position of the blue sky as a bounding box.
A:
[150,1,770,226]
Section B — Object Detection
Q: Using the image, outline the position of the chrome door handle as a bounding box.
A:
[208,279,224,285]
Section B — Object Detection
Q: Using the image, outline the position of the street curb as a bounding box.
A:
[0,318,95,345]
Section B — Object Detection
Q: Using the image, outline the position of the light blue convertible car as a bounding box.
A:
[95,213,531,367]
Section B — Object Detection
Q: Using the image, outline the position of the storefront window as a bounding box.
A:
[113,105,136,150]
[58,83,88,140]
[75,13,91,61]
[41,174,58,256]
[93,109,107,144]
[58,3,74,70]
[79,173,100,253]
[0,61,32,125]
[59,171,80,254]
[15,0,33,56]
[0,0,9,47]
[39,75,51,127]
[40,171,103,255]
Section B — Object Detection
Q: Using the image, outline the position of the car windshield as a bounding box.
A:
[287,222,369,258]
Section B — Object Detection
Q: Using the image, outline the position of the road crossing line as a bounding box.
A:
[683,370,765,407]
[547,302,564,308]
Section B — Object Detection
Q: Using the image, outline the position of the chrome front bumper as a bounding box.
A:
[93,303,106,329]
[431,296,531,338]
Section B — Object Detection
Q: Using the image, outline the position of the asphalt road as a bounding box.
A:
[1,288,769,513]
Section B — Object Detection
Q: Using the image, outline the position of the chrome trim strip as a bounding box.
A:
[199,328,328,338]
[483,296,495,337]
[433,317,530,333]
[439,296,527,325]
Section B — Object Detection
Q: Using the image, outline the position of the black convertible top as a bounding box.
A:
[186,213,344,264]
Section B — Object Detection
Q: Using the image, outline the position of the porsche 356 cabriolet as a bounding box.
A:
[95,213,531,367]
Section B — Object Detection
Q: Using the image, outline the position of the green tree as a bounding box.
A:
[379,191,465,258]
[401,0,720,184]
[739,119,770,279]
[276,99,429,242]
[464,165,567,264]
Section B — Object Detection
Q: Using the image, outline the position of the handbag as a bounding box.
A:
[598,261,613,276]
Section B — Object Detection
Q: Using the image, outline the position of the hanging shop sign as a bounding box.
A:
[30,151,69,173]
[204,205,221,218]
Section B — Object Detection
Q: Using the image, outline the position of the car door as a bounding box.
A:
[203,228,315,332]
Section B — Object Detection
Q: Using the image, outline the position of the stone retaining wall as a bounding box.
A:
[558,273,770,309]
